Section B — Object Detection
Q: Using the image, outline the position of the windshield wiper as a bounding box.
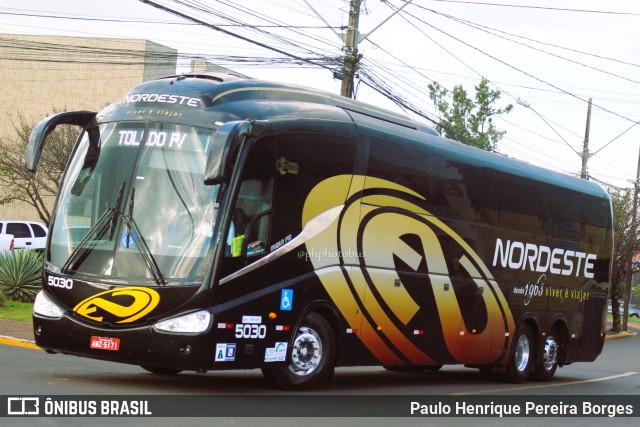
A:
[109,182,126,240]
[61,182,125,274]
[61,207,113,274]
[123,188,166,285]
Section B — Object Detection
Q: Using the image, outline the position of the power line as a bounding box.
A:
[421,0,640,16]
[137,0,336,72]
[411,6,640,71]
[420,7,640,85]
[397,6,640,125]
[0,9,342,28]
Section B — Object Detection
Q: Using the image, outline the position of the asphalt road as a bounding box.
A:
[0,328,638,427]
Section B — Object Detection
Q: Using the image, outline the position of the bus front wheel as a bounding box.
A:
[263,312,335,390]
[502,323,535,383]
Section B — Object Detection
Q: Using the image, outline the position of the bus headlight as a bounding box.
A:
[33,291,64,319]
[154,310,212,333]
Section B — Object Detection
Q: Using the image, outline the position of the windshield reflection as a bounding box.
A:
[49,121,219,283]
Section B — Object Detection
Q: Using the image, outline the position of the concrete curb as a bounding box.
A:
[0,336,41,350]
[604,330,638,340]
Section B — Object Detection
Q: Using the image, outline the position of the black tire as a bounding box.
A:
[140,366,182,375]
[264,312,335,390]
[502,323,535,383]
[532,327,561,382]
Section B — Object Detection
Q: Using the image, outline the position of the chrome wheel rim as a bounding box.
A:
[541,335,559,371]
[515,334,531,372]
[289,326,322,376]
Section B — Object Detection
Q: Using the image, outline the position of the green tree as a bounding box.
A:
[428,78,513,151]
[0,111,80,225]
[608,187,640,331]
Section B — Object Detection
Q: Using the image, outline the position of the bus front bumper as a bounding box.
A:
[33,313,216,372]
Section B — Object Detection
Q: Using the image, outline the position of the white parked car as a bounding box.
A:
[0,233,13,253]
[0,220,48,251]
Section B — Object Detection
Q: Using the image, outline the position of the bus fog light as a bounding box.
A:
[33,291,64,319]
[180,345,192,355]
[154,310,212,333]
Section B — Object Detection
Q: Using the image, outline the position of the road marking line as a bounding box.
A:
[0,337,41,350]
[452,371,638,395]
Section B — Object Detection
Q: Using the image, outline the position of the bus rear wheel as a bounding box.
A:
[532,327,561,382]
[263,312,335,390]
[502,323,535,383]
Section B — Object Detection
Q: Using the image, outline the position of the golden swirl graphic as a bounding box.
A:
[73,287,160,324]
[302,175,515,365]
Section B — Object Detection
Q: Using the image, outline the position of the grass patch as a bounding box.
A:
[0,300,33,322]
[608,313,640,323]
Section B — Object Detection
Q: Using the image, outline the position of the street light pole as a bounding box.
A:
[517,97,592,179]
[581,98,592,179]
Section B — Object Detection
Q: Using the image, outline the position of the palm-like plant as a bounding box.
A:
[0,249,43,302]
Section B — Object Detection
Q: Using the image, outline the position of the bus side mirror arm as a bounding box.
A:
[204,120,259,185]
[26,111,97,172]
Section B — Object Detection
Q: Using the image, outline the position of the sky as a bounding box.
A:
[1,0,640,189]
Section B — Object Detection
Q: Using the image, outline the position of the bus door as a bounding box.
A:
[220,128,359,303]
[352,136,450,367]
[220,136,276,278]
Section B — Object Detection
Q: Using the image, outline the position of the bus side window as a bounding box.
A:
[245,210,273,256]
[271,133,356,242]
[226,138,275,258]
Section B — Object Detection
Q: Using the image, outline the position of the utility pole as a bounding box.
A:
[340,0,362,98]
[332,0,414,98]
[581,98,592,179]
[623,147,640,331]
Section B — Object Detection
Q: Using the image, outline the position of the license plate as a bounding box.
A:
[90,336,120,351]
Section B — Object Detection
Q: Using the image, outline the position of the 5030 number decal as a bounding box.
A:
[48,276,74,290]
[235,324,267,339]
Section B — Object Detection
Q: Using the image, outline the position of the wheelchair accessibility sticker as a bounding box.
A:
[215,343,236,362]
[280,289,293,311]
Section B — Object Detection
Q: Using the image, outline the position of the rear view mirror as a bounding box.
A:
[26,111,96,172]
[204,121,254,185]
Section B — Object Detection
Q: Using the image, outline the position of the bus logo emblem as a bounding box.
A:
[302,175,515,366]
[73,287,160,324]
[276,157,299,175]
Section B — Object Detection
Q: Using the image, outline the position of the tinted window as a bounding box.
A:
[273,132,356,241]
[31,224,47,237]
[227,137,276,258]
[7,223,31,238]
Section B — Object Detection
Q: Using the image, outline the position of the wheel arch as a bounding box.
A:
[518,314,542,357]
[292,300,343,366]
[546,316,570,365]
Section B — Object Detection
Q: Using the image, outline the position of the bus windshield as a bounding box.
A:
[48,121,220,283]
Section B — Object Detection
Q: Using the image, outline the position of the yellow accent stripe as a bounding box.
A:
[0,337,41,350]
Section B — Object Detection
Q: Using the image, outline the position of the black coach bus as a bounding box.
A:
[27,73,612,390]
